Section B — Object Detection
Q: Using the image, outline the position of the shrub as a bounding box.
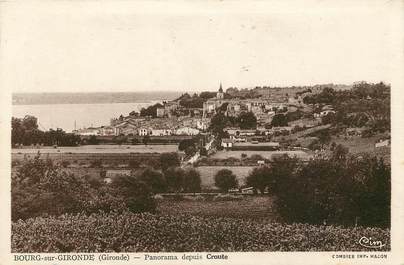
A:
[137,167,167,194]
[160,152,180,171]
[269,152,390,228]
[110,174,156,213]
[12,155,156,221]
[246,166,271,194]
[214,169,238,193]
[164,167,185,193]
[183,168,201,193]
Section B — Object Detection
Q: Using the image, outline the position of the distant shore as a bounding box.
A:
[12,91,182,105]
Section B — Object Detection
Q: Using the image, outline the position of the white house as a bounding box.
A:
[151,128,173,136]
[221,138,233,148]
[175,126,200,136]
[138,128,150,136]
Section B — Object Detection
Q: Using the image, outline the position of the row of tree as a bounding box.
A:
[12,116,80,147]
[305,82,390,132]
[245,147,390,228]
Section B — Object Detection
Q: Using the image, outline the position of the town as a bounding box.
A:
[11,81,391,252]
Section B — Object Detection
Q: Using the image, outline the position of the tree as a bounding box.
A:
[209,113,230,137]
[246,166,271,194]
[214,169,238,192]
[160,152,180,171]
[318,130,331,148]
[185,146,196,157]
[137,167,167,193]
[183,168,201,193]
[238,112,257,129]
[143,135,150,146]
[88,135,99,145]
[12,155,92,220]
[178,139,195,151]
[164,167,185,192]
[111,174,156,213]
[271,114,288,127]
[140,103,164,118]
[199,91,217,100]
[321,112,337,125]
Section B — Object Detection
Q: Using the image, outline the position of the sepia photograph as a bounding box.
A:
[1,1,403,264]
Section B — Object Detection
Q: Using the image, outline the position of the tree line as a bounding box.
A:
[12,116,80,147]
[245,146,390,228]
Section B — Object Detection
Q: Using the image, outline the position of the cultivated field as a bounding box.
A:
[157,196,277,220]
[196,166,253,188]
[12,212,390,252]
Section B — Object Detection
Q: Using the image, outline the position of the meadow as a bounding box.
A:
[157,196,276,220]
[196,166,253,188]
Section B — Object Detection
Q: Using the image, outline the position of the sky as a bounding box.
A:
[0,0,401,93]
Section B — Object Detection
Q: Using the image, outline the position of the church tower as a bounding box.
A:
[217,82,224,99]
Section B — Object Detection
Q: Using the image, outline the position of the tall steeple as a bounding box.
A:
[217,82,224,99]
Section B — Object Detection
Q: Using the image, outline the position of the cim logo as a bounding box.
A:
[358,236,386,249]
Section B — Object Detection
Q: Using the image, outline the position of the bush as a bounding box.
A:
[110,174,156,213]
[137,167,167,194]
[12,156,156,221]
[164,167,185,193]
[160,152,180,171]
[269,152,390,228]
[214,169,238,192]
[183,168,201,193]
[12,156,92,221]
[246,166,271,194]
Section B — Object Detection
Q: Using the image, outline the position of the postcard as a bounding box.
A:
[0,1,403,264]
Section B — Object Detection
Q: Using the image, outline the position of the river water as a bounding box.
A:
[12,102,157,132]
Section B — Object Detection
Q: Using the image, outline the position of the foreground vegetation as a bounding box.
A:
[12,212,390,252]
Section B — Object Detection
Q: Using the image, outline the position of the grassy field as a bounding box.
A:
[211,150,311,160]
[331,135,390,162]
[196,166,253,188]
[157,196,277,220]
[332,135,386,153]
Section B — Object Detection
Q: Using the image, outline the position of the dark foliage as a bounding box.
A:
[12,116,80,147]
[214,169,238,192]
[140,103,164,118]
[271,114,288,127]
[160,152,180,171]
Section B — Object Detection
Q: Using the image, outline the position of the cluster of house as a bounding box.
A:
[202,85,289,126]
[73,116,210,137]
[74,84,317,138]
